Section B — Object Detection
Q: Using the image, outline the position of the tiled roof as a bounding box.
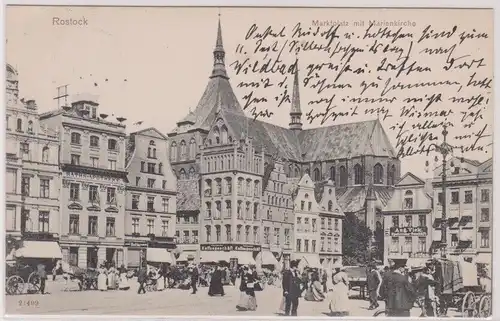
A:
[177,179,200,212]
[336,186,394,213]
[373,185,395,207]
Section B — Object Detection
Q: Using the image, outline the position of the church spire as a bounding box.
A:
[289,57,303,131]
[210,14,228,79]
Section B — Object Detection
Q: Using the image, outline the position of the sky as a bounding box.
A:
[5,6,494,179]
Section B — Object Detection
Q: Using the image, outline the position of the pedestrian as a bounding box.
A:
[191,263,199,294]
[97,264,107,291]
[118,264,130,290]
[137,265,147,294]
[380,264,416,317]
[304,272,325,302]
[328,264,350,316]
[321,269,328,293]
[208,264,225,296]
[282,260,302,316]
[367,263,382,310]
[107,263,117,290]
[37,263,48,294]
[236,266,258,311]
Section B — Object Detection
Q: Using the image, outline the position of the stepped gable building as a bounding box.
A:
[168,18,400,265]
[6,64,62,263]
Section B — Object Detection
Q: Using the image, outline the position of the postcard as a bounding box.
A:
[4,5,493,318]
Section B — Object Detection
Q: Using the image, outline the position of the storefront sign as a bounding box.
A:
[390,226,428,236]
[63,171,123,184]
[124,241,148,248]
[200,244,261,252]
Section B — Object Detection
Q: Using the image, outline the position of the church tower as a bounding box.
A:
[289,59,303,131]
[210,16,228,79]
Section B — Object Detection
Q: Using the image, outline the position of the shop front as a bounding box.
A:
[199,244,261,268]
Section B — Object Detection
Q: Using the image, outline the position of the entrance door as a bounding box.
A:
[87,247,98,268]
[106,248,117,265]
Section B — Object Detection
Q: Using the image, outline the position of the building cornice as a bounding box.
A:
[125,185,177,196]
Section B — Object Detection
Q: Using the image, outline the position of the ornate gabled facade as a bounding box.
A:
[124,127,177,267]
[40,95,128,268]
[169,18,400,266]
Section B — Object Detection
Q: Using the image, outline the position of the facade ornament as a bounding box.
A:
[62,179,71,188]
[81,183,89,190]
[99,184,107,192]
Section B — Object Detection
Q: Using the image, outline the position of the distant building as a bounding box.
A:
[124,128,177,268]
[382,172,433,267]
[5,64,61,253]
[40,95,128,268]
[430,157,492,268]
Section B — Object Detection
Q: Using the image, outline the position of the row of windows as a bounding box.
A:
[390,237,427,253]
[319,236,340,252]
[17,143,50,163]
[392,215,427,228]
[134,177,168,190]
[131,217,170,236]
[301,163,396,186]
[70,154,118,170]
[170,138,196,161]
[297,217,340,231]
[71,132,118,151]
[140,162,164,175]
[6,208,50,232]
[175,167,196,180]
[175,230,199,244]
[11,175,52,198]
[8,117,34,134]
[437,189,490,205]
[204,225,291,244]
[204,154,261,174]
[204,178,261,197]
[205,201,260,220]
[69,214,116,237]
[69,183,118,205]
[268,194,291,208]
[131,194,170,213]
[176,215,199,224]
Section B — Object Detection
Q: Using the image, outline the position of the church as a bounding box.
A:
[169,18,400,268]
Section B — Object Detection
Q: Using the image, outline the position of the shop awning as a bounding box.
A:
[256,251,279,266]
[146,248,174,264]
[475,253,492,264]
[293,253,322,269]
[200,251,230,263]
[176,252,195,262]
[15,241,62,259]
[230,251,256,265]
[406,257,430,269]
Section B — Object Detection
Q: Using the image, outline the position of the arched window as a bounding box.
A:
[354,164,363,185]
[170,142,177,161]
[328,200,333,211]
[206,202,212,218]
[313,168,321,181]
[16,118,22,131]
[388,164,396,185]
[225,225,231,242]
[339,166,347,187]
[205,225,211,242]
[373,163,384,184]
[189,138,196,159]
[221,125,228,144]
[42,146,49,163]
[215,225,221,242]
[179,168,186,180]
[404,190,414,209]
[71,132,81,145]
[330,166,336,182]
[27,120,33,133]
[189,167,195,179]
[305,168,310,175]
[213,127,220,144]
[180,140,187,160]
[148,147,152,158]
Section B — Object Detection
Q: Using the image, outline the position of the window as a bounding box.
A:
[333,237,339,252]
[321,218,325,229]
[106,217,115,236]
[327,218,332,229]
[162,198,169,212]
[451,191,459,204]
[108,160,117,170]
[392,216,399,227]
[192,230,198,243]
[437,192,444,205]
[339,166,347,186]
[301,201,305,211]
[162,180,167,190]
[71,154,80,165]
[179,169,186,180]
[418,215,426,227]
[216,225,221,242]
[418,237,426,253]
[147,196,155,212]
[354,164,363,184]
[89,185,99,204]
[480,208,489,222]
[70,183,80,201]
[69,214,79,234]
[147,178,155,188]
[38,211,50,232]
[480,229,489,248]
[20,142,29,160]
[91,157,99,167]
[387,164,396,185]
[451,234,458,247]
[296,239,301,252]
[68,247,79,266]
[180,140,187,159]
[88,216,98,236]
[313,168,320,181]
[373,163,384,184]
[40,179,50,198]
[183,231,190,243]
[21,176,30,196]
[42,146,49,163]
[132,195,139,209]
[206,202,212,218]
[327,237,332,251]
[136,177,140,186]
[320,237,325,251]
[308,202,312,211]
[147,219,155,234]
[304,240,309,252]
[215,179,222,195]
[267,209,271,220]
[108,139,117,150]
[90,135,99,147]
[147,163,155,174]
[334,218,339,231]
[264,227,270,244]
[189,138,196,159]
[71,132,81,145]
[253,227,259,243]
[405,215,412,227]
[245,226,250,242]
[461,190,473,204]
[206,226,211,242]
[390,237,399,253]
[107,187,116,204]
[132,218,139,234]
[404,237,412,252]
[312,219,317,232]
[16,118,22,132]
[236,226,241,242]
[284,228,290,245]
[404,190,413,209]
[274,228,280,245]
[481,189,490,202]
[329,166,336,181]
[27,120,33,134]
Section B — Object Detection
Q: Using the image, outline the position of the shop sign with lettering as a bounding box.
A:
[200,244,261,252]
[63,171,123,184]
[390,226,428,236]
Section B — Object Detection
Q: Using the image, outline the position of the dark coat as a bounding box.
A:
[382,271,416,311]
[191,267,199,281]
[137,268,147,283]
[37,264,47,279]
[282,269,302,298]
[367,269,381,291]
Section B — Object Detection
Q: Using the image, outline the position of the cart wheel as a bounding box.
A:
[28,272,41,294]
[373,309,387,317]
[477,294,492,318]
[461,291,476,318]
[91,279,98,290]
[6,275,24,295]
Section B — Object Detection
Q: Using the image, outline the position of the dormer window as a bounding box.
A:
[404,190,414,209]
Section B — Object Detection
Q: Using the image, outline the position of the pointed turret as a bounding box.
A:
[210,16,228,79]
[289,58,303,131]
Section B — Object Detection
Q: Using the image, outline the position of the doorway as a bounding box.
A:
[87,247,98,268]
[106,247,117,265]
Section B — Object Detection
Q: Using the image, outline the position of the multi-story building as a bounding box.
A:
[123,128,177,268]
[382,172,433,267]
[176,178,201,263]
[40,94,128,268]
[169,18,399,266]
[430,157,492,269]
[5,63,62,260]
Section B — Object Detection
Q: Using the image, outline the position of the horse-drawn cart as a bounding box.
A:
[5,262,42,295]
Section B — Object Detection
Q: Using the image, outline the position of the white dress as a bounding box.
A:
[97,268,107,291]
[329,271,350,313]
[119,272,130,290]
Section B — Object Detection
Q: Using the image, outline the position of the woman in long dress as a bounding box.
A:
[118,264,130,290]
[97,264,108,291]
[304,272,325,302]
[107,264,117,290]
[236,267,258,311]
[328,266,350,316]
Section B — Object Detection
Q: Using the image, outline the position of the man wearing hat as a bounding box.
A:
[282,260,302,316]
[366,263,382,310]
[190,263,199,294]
[380,264,416,316]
